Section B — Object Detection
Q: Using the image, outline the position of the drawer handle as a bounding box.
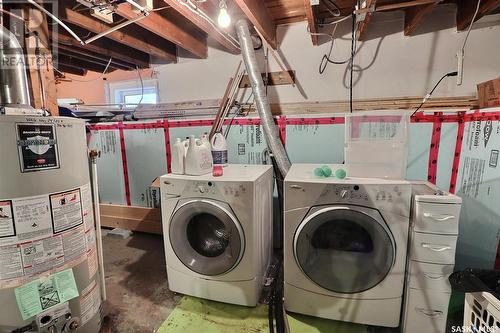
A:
[289,185,303,190]
[423,213,455,222]
[421,243,452,252]
[423,273,445,280]
[416,308,443,317]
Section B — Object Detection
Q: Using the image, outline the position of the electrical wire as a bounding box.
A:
[134,65,145,111]
[461,0,482,54]
[54,58,113,82]
[410,71,459,117]
[349,12,356,113]
[322,0,341,17]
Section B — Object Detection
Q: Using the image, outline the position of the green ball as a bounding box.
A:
[321,165,332,177]
[335,168,347,179]
[314,168,325,177]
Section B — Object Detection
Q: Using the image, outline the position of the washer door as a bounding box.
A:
[169,199,245,276]
[294,206,395,294]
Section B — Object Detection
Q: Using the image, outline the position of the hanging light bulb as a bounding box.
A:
[217,0,231,28]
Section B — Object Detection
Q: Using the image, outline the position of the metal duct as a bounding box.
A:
[0,25,31,107]
[235,19,291,177]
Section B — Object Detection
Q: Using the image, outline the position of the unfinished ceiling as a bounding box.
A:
[19,0,500,76]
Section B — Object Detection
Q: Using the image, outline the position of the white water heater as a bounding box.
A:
[0,115,103,333]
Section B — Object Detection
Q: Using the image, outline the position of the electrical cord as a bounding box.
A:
[349,12,356,113]
[54,58,113,82]
[461,0,482,54]
[411,71,458,117]
[322,0,341,17]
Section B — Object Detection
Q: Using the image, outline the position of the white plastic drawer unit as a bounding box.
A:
[411,232,457,265]
[404,289,450,333]
[414,202,461,235]
[408,261,453,292]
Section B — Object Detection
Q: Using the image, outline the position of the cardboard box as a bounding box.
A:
[477,77,500,109]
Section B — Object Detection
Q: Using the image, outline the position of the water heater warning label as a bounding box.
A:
[0,201,15,238]
[16,123,60,173]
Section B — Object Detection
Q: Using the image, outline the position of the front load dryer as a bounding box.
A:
[161,164,273,306]
[284,164,411,327]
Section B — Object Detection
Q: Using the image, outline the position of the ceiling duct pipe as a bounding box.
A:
[235,19,291,177]
[0,25,31,107]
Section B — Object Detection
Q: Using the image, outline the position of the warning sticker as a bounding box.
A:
[16,123,59,173]
[80,280,101,325]
[0,200,15,238]
[49,189,83,234]
[0,183,96,289]
[14,268,79,320]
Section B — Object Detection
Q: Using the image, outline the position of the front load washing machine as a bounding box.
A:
[160,164,273,306]
[284,164,411,327]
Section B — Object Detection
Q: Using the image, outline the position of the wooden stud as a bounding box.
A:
[234,0,277,49]
[60,8,177,63]
[303,0,319,46]
[456,0,500,31]
[404,3,438,36]
[163,0,240,54]
[239,70,296,88]
[100,204,162,235]
[115,3,208,58]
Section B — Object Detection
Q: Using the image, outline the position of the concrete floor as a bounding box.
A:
[102,231,180,333]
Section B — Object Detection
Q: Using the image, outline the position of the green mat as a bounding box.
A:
[157,296,368,333]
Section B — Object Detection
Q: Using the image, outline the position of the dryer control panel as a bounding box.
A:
[285,181,411,217]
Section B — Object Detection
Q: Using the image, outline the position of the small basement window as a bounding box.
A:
[107,78,159,106]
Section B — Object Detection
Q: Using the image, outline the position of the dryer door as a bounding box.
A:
[169,199,245,276]
[294,205,395,294]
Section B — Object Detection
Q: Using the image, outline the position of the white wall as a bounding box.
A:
[155,4,500,104]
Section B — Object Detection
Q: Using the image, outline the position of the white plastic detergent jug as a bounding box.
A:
[185,135,213,175]
[201,132,211,150]
[171,138,185,174]
[210,132,228,166]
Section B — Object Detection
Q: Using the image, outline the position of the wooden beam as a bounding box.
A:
[357,0,375,41]
[60,8,177,62]
[303,0,319,46]
[456,0,500,31]
[163,0,240,54]
[100,204,162,235]
[53,28,150,68]
[57,64,88,76]
[58,54,115,73]
[404,3,438,36]
[115,3,208,58]
[240,70,295,88]
[234,0,277,49]
[57,47,132,71]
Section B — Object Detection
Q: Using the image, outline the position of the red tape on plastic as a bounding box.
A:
[449,113,466,194]
[118,123,131,206]
[427,113,443,185]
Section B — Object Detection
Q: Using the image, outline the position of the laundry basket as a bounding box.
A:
[344,111,410,179]
[464,292,500,332]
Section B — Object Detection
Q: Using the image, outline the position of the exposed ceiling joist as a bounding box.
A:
[115,3,208,58]
[60,8,177,63]
[234,0,277,49]
[58,54,115,73]
[54,27,150,68]
[404,3,438,36]
[57,47,132,71]
[163,0,240,54]
[57,64,88,76]
[357,0,375,41]
[303,0,319,45]
[456,0,500,31]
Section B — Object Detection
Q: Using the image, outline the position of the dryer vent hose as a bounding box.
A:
[235,19,291,178]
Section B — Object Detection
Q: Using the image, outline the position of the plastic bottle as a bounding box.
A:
[171,138,185,174]
[201,132,211,150]
[185,135,213,175]
[210,132,228,167]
